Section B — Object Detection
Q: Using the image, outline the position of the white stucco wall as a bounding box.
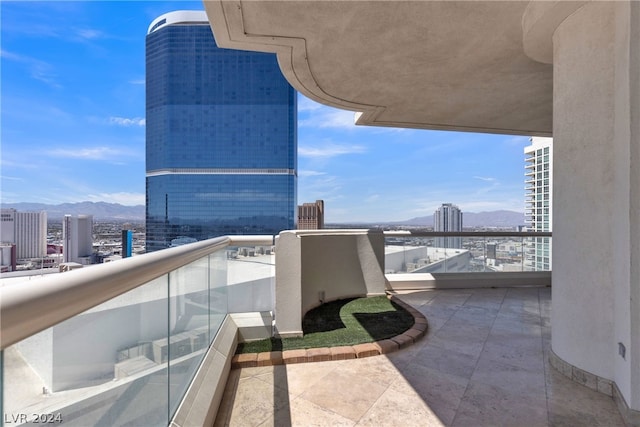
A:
[274,230,387,337]
[552,1,640,410]
[628,0,640,410]
[552,0,616,383]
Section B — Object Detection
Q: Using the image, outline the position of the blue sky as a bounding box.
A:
[1,1,530,223]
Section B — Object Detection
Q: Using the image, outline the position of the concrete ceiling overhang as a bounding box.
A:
[204,0,556,136]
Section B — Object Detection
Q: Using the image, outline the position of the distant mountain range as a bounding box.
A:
[1,202,145,221]
[391,210,525,228]
[1,202,524,227]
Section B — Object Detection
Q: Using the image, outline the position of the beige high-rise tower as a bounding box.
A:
[297,200,324,230]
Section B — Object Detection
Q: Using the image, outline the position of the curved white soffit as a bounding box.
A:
[204,0,381,128]
[522,1,587,64]
[148,10,209,35]
[204,1,552,136]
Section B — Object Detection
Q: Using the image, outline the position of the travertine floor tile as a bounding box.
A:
[545,367,626,426]
[214,375,289,427]
[425,328,487,358]
[479,338,544,372]
[261,396,355,427]
[453,379,548,427]
[299,368,388,421]
[412,344,479,379]
[333,354,402,386]
[214,288,626,427]
[470,357,547,396]
[356,387,446,427]
[390,363,468,425]
[260,360,341,398]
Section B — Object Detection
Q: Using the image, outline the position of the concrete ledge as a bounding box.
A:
[230,312,273,342]
[387,271,552,291]
[171,316,238,427]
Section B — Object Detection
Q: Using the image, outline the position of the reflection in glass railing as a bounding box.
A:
[4,275,174,426]
[1,240,275,427]
[384,232,552,273]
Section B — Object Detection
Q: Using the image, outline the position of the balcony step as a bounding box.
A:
[230,311,273,342]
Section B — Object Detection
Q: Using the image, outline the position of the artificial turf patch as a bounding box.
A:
[235,296,414,354]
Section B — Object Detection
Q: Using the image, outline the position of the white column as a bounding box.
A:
[546,0,640,411]
[626,0,640,413]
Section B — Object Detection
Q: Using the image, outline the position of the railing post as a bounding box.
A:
[274,231,303,338]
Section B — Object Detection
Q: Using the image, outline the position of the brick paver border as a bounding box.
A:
[231,295,427,369]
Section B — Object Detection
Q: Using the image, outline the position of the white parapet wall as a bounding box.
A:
[274,229,387,338]
[386,271,551,291]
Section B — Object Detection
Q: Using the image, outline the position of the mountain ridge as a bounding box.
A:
[393,210,525,227]
[1,202,524,226]
[1,202,145,221]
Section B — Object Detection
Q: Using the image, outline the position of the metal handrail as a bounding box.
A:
[0,235,274,350]
[383,231,552,238]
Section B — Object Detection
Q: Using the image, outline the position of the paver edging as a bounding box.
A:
[231,294,428,369]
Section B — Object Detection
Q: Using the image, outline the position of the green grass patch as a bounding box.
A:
[236,296,414,354]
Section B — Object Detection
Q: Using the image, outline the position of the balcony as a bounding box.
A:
[216,287,624,426]
[2,229,624,426]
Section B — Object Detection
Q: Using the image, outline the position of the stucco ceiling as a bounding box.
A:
[204,1,553,136]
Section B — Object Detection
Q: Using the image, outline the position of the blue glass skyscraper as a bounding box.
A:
[145,11,297,252]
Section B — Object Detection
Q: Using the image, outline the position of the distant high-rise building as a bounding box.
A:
[145,11,297,252]
[434,203,463,248]
[524,137,553,271]
[0,244,16,272]
[297,200,324,230]
[63,215,93,264]
[0,208,47,259]
[122,229,133,258]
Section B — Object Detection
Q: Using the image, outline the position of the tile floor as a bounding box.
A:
[213,287,626,426]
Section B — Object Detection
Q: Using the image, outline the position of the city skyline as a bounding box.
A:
[1,1,530,223]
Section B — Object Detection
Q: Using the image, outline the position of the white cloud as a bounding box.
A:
[75,28,104,40]
[298,170,327,177]
[109,116,145,127]
[298,97,407,134]
[298,175,345,203]
[47,146,124,160]
[87,192,145,206]
[1,49,60,88]
[300,108,357,130]
[298,96,323,113]
[299,143,366,158]
[129,79,145,85]
[504,135,531,146]
[0,175,24,181]
[473,176,497,182]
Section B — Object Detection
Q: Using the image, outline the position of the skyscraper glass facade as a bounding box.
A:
[145,11,297,251]
[433,203,463,248]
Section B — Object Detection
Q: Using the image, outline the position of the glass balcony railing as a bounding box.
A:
[1,235,274,427]
[1,229,550,426]
[384,231,552,273]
